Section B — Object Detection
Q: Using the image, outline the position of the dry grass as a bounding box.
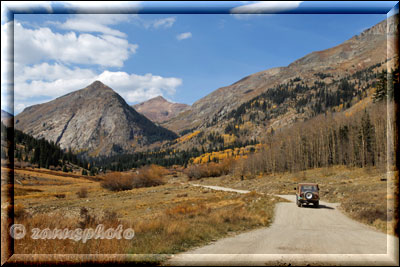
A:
[127,191,278,254]
[12,189,278,256]
[14,207,135,255]
[8,166,283,258]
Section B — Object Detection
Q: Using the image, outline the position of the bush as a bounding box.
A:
[76,187,88,198]
[132,165,166,188]
[101,172,134,191]
[101,165,167,191]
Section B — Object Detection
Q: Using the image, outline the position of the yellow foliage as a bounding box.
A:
[190,144,262,163]
[177,130,201,143]
[222,134,236,145]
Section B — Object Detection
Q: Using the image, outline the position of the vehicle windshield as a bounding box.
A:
[300,185,318,192]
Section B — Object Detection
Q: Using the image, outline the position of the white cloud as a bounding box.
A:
[97,71,182,103]
[231,1,303,18]
[152,17,176,29]
[176,32,192,41]
[14,21,138,67]
[139,16,177,29]
[3,12,181,114]
[14,62,96,85]
[13,63,183,113]
[59,14,135,37]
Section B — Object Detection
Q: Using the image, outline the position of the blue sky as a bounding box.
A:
[1,1,398,114]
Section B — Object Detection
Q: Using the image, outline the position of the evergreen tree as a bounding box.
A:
[359,110,375,166]
[373,70,387,102]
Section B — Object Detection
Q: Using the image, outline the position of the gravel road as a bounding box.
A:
[168,186,398,266]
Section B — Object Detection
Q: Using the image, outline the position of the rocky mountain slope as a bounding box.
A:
[163,15,398,134]
[133,96,189,123]
[14,81,177,157]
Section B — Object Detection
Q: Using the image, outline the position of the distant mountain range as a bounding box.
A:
[133,96,189,123]
[14,81,177,157]
[12,14,398,158]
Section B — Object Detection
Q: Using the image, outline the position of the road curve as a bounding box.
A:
[168,187,398,266]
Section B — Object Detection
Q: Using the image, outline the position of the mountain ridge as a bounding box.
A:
[162,15,398,133]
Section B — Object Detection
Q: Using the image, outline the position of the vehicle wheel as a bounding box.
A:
[314,201,319,208]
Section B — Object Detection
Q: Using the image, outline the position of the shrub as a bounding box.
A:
[132,165,166,188]
[101,165,167,191]
[101,172,134,191]
[185,159,235,180]
[54,193,66,198]
[78,207,97,228]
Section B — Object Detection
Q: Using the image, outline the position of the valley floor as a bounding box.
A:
[1,165,397,265]
[1,166,280,264]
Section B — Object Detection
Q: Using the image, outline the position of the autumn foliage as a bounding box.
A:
[185,158,235,180]
[101,164,167,191]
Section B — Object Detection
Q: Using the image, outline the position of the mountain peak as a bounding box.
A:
[85,80,113,92]
[152,95,168,102]
[15,82,178,156]
[133,97,189,123]
[90,80,105,87]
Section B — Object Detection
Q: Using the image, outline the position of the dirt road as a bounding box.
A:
[190,183,251,194]
[168,187,398,266]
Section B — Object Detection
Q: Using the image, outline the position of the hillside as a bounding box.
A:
[14,81,178,157]
[133,96,189,123]
[163,15,398,136]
